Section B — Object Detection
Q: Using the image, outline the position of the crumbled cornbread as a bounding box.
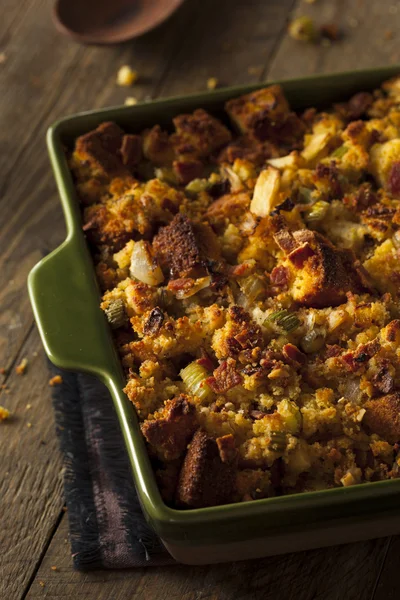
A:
[0,406,10,421]
[50,566,57,571]
[288,16,317,42]
[15,357,28,375]
[117,65,138,87]
[207,77,219,90]
[125,96,138,106]
[0,367,6,374]
[71,76,400,508]
[49,375,63,386]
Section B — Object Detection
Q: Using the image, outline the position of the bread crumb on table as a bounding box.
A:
[49,375,63,387]
[125,96,138,106]
[247,65,263,76]
[117,65,138,87]
[0,52,7,64]
[0,406,10,422]
[50,565,57,571]
[15,357,28,375]
[39,581,45,587]
[288,16,317,42]
[207,77,218,90]
[0,367,6,375]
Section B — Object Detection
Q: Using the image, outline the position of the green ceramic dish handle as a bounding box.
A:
[28,235,119,379]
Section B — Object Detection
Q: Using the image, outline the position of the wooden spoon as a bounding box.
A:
[53,0,186,44]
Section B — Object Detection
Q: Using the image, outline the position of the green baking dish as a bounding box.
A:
[28,65,400,564]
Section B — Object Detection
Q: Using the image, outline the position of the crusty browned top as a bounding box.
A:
[73,77,400,509]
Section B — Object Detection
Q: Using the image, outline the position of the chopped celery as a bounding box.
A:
[105,298,127,329]
[180,361,213,401]
[267,309,300,332]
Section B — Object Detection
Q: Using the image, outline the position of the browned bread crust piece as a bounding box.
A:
[141,395,197,461]
[152,213,220,279]
[176,430,237,508]
[364,392,400,443]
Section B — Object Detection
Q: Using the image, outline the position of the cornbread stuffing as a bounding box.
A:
[116,65,138,87]
[71,77,400,508]
[15,357,28,375]
[0,406,10,421]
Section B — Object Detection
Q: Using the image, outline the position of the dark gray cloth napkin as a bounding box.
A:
[50,364,174,569]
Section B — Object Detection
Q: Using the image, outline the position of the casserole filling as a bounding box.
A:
[70,77,400,508]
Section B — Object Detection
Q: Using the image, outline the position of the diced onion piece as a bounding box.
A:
[174,276,212,299]
[104,298,127,329]
[300,329,325,353]
[238,274,266,308]
[220,165,244,193]
[301,132,331,163]
[267,152,299,170]
[130,240,164,286]
[180,361,213,401]
[250,166,281,217]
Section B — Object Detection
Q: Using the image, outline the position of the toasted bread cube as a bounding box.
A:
[176,430,237,507]
[279,230,364,308]
[301,114,343,166]
[364,392,400,443]
[250,166,281,217]
[171,109,232,158]
[382,75,400,99]
[74,122,125,178]
[205,192,251,228]
[153,214,220,279]
[141,395,198,461]
[142,125,176,166]
[369,139,400,192]
[225,85,290,140]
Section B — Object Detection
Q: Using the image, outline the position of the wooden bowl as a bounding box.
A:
[53,0,186,45]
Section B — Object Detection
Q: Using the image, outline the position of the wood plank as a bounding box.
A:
[26,517,390,600]
[157,0,296,97]
[0,327,64,600]
[268,0,400,80]
[0,1,205,597]
[370,535,400,600]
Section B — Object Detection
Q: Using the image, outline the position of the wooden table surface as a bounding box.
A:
[2,0,400,598]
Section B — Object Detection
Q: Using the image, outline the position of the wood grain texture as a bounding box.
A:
[268,0,400,80]
[1,0,400,598]
[0,327,64,600]
[25,517,390,600]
